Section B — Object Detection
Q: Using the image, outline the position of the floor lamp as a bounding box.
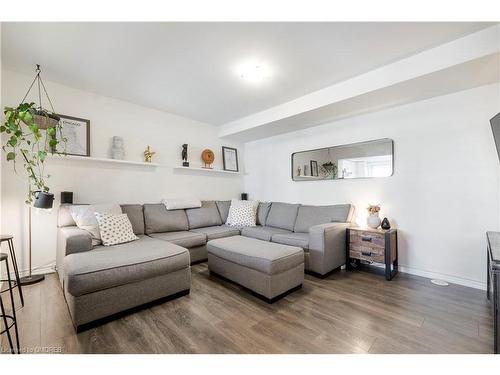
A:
[20,191,54,285]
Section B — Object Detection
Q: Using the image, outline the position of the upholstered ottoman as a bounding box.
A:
[207,235,304,302]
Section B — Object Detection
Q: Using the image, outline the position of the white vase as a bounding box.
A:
[111,136,125,160]
[367,213,381,229]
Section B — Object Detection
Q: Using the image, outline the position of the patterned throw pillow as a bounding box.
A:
[94,213,139,246]
[226,199,259,227]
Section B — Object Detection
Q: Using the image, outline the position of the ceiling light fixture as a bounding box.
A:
[237,61,272,83]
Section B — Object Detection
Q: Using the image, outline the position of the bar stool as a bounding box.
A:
[0,235,24,307]
[1,252,20,354]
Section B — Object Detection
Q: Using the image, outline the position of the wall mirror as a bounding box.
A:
[291,138,394,181]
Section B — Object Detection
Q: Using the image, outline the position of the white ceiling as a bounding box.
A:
[1,22,494,125]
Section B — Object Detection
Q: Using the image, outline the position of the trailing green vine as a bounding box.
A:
[1,102,65,204]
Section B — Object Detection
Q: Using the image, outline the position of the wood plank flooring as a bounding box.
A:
[0,264,494,354]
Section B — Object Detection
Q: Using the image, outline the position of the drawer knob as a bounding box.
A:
[361,236,372,242]
[361,251,372,257]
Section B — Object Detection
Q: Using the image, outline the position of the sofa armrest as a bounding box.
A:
[58,227,93,256]
[308,222,350,275]
[56,227,92,284]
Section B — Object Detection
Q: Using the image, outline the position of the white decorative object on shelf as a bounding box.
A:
[47,154,159,167]
[173,166,242,175]
[111,136,125,160]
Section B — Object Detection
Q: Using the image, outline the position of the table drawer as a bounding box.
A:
[349,243,384,256]
[349,249,385,263]
[349,230,385,249]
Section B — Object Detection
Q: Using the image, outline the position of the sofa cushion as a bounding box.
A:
[293,204,353,233]
[186,201,223,229]
[207,235,304,275]
[120,204,145,235]
[226,199,259,227]
[95,213,139,246]
[271,232,309,250]
[190,225,240,240]
[241,225,292,241]
[216,201,231,223]
[149,231,207,248]
[256,202,272,226]
[70,204,123,245]
[144,203,189,234]
[265,202,300,231]
[64,235,189,297]
[58,204,78,227]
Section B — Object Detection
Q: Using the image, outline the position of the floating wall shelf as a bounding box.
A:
[47,154,160,167]
[173,166,242,175]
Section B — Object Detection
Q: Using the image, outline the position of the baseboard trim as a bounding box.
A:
[0,264,56,281]
[398,265,486,291]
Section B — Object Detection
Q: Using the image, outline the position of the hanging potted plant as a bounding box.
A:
[1,65,65,206]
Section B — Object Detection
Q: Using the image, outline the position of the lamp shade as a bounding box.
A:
[33,191,54,209]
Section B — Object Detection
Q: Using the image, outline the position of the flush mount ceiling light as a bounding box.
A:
[237,61,272,83]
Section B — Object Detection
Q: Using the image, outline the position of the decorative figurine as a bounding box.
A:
[297,166,302,176]
[111,136,125,160]
[381,217,391,230]
[201,149,215,168]
[143,145,155,163]
[182,144,189,167]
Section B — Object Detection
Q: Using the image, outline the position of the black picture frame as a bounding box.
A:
[56,114,90,157]
[310,160,318,176]
[222,146,239,172]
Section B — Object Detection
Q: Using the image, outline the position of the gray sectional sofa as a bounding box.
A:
[56,200,354,329]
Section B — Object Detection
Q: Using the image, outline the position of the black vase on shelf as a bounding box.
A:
[61,191,73,204]
[381,217,391,230]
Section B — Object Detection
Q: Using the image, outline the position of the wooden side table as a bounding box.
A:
[346,227,398,280]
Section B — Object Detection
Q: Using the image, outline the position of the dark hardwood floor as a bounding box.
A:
[1,263,494,354]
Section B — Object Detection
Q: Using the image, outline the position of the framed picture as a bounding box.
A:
[222,146,239,172]
[310,160,319,177]
[56,115,90,156]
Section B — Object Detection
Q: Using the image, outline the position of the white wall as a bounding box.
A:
[1,69,244,276]
[244,83,500,289]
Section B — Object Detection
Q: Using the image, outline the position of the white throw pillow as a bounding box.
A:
[226,199,259,227]
[162,197,202,210]
[94,213,139,246]
[69,204,122,246]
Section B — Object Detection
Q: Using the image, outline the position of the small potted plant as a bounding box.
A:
[320,161,338,179]
[367,204,381,229]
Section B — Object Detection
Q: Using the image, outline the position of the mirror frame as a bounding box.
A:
[290,138,394,181]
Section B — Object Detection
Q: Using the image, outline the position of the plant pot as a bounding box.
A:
[367,213,381,229]
[30,109,60,130]
[33,191,54,209]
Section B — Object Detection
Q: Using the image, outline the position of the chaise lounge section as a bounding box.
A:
[57,205,191,330]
